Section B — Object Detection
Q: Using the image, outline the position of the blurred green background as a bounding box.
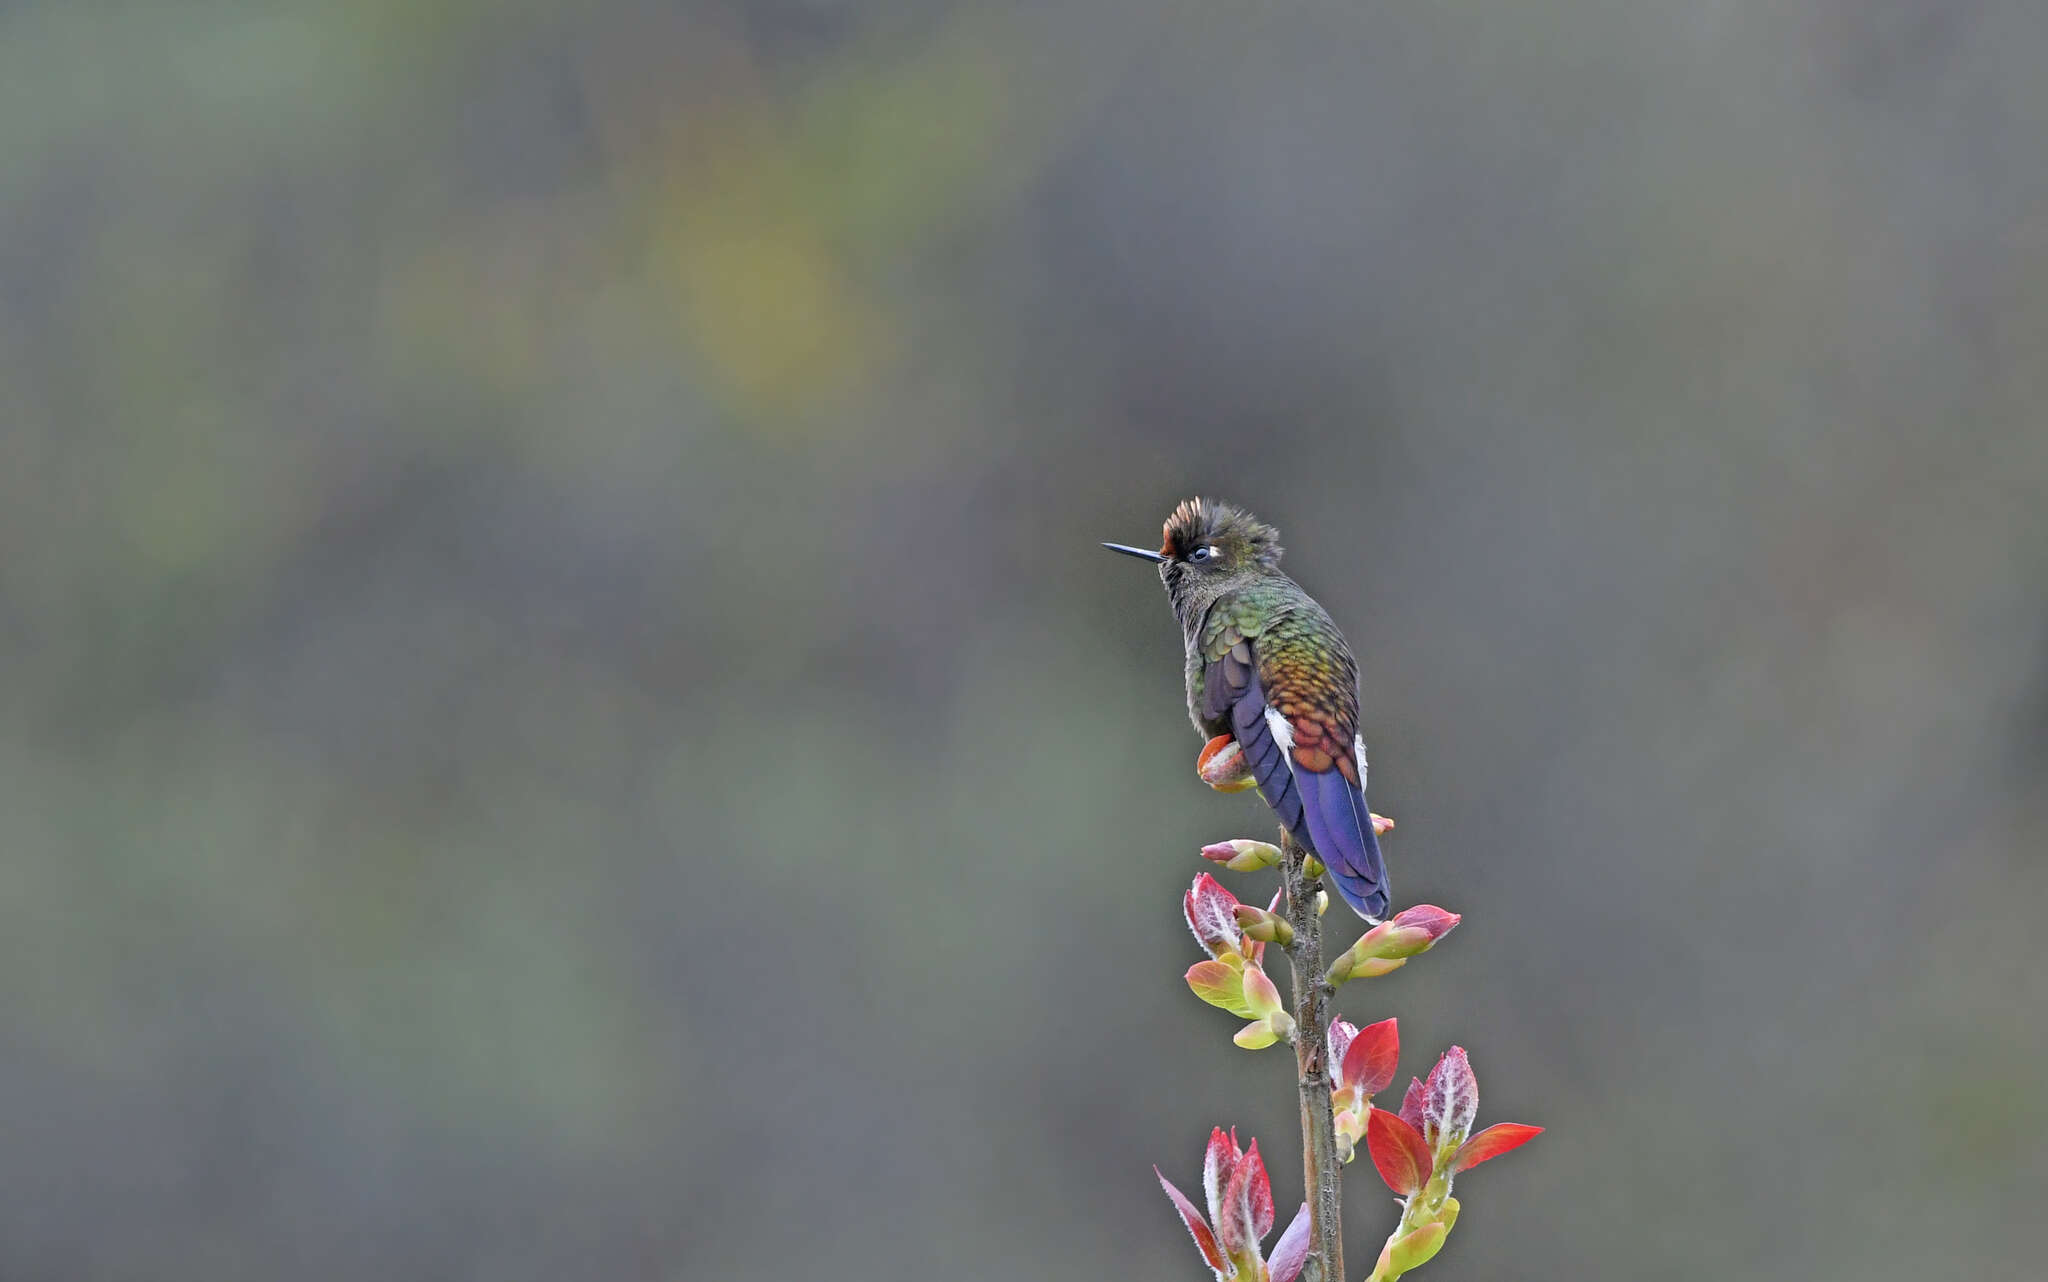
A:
[5,2,2046,1278]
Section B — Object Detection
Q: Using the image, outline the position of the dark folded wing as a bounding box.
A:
[1230,673,1307,839]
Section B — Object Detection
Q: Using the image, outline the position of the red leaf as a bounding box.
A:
[1452,1123,1544,1173]
[1241,1138,1274,1240]
[1366,1107,1434,1196]
[1216,1137,1260,1261]
[1155,1167,1225,1274]
[1397,1076,1428,1133]
[1341,1018,1400,1097]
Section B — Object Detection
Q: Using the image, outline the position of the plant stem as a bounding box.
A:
[1280,832,1343,1282]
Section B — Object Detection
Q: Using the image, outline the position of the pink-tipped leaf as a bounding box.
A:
[1155,1167,1226,1274]
[1328,1019,1359,1080]
[1183,874,1244,958]
[1186,961,1256,1018]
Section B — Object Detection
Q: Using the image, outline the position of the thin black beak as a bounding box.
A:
[1101,542,1167,563]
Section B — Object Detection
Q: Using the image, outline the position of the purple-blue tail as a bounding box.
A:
[1229,685,1390,922]
[1291,767,1389,921]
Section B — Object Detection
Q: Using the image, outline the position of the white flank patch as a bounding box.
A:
[1353,735,1369,790]
[1263,706,1295,753]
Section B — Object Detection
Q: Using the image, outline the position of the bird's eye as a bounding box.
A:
[1190,545,1218,563]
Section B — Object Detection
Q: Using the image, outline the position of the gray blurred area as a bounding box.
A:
[4,2,2046,1279]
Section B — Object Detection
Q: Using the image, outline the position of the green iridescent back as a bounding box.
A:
[1188,580,1359,772]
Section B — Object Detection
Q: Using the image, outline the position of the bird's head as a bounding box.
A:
[1104,497,1284,621]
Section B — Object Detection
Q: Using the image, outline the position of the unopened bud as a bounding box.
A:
[1333,1106,1369,1165]
[1326,951,1409,986]
[1233,1009,1294,1050]
[1233,903,1294,945]
[1196,735,1258,792]
[1350,905,1461,963]
[1200,839,1283,871]
[1386,1220,1448,1274]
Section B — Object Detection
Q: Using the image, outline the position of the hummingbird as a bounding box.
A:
[1106,498,1389,921]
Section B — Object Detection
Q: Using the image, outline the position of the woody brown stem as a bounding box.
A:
[1281,831,1343,1282]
